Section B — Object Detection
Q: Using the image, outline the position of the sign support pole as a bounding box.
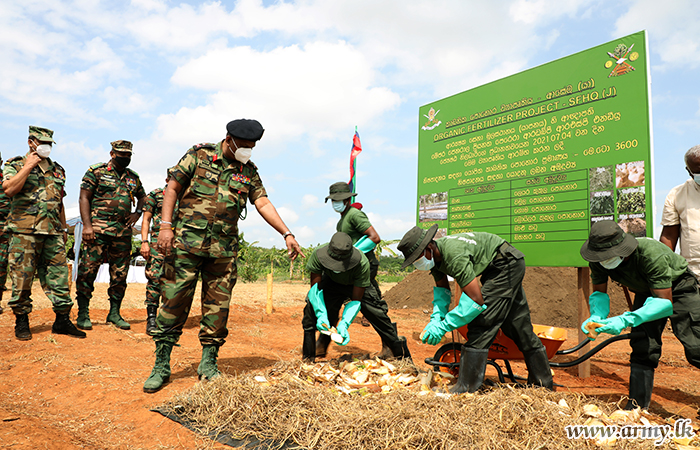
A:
[577,266,591,378]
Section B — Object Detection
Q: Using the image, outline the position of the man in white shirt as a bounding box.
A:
[660,144,700,278]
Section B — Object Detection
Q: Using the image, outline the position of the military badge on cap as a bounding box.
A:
[111,140,133,153]
[226,119,264,141]
[28,125,56,143]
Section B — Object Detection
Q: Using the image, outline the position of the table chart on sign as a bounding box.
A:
[447,169,589,243]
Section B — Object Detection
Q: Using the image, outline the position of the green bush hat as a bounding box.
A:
[317,232,363,272]
[28,126,55,143]
[111,140,133,153]
[398,224,438,269]
[226,119,264,141]
[325,182,358,203]
[580,220,638,262]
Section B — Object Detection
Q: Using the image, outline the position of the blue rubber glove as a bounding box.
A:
[307,284,330,332]
[354,235,377,253]
[335,301,362,345]
[594,297,673,336]
[421,292,487,345]
[581,291,611,340]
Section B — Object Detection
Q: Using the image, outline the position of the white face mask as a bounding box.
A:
[600,256,624,270]
[230,138,253,164]
[35,144,52,158]
[413,250,435,271]
[332,200,346,213]
[694,174,700,186]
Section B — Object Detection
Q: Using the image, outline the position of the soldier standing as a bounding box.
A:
[143,119,303,393]
[140,171,175,335]
[75,140,146,330]
[2,126,85,340]
[0,151,10,314]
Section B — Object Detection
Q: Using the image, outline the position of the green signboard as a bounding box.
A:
[416,31,652,267]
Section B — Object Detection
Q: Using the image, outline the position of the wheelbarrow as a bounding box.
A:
[425,322,644,384]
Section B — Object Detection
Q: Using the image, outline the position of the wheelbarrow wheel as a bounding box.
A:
[433,342,463,376]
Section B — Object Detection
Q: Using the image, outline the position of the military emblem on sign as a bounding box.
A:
[604,43,637,77]
[421,107,442,131]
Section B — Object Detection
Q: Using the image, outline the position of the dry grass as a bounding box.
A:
[159,361,694,450]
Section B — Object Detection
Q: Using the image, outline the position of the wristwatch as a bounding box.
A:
[135,209,143,214]
[282,231,294,239]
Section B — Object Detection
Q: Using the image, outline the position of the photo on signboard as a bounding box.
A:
[588,165,615,192]
[436,228,447,239]
[616,187,646,214]
[616,160,645,188]
[590,190,614,216]
[419,192,448,222]
[591,215,614,230]
[618,213,647,237]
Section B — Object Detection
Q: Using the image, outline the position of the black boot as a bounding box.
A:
[14,313,31,341]
[52,312,87,338]
[315,333,331,358]
[146,305,158,336]
[303,331,316,363]
[523,347,554,390]
[389,336,412,361]
[624,363,654,410]
[450,346,489,394]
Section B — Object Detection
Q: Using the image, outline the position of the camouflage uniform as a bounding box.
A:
[76,161,145,311]
[143,187,177,307]
[0,153,10,311]
[3,154,72,314]
[153,141,267,346]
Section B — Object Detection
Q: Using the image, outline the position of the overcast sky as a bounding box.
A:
[1,0,698,249]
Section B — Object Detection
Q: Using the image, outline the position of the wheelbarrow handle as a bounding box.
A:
[549,331,645,368]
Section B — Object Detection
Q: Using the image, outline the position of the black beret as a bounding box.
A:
[226,119,264,141]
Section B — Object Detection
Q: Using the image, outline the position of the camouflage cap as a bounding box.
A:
[110,140,133,153]
[28,126,55,143]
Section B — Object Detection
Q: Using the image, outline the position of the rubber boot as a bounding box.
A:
[52,312,87,338]
[76,298,92,330]
[624,363,654,410]
[146,305,158,336]
[143,341,173,393]
[315,333,331,358]
[303,331,316,363]
[106,300,130,330]
[523,347,554,390]
[388,336,412,362]
[14,313,32,341]
[449,346,489,394]
[197,344,221,381]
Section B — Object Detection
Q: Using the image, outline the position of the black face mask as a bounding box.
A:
[114,156,131,169]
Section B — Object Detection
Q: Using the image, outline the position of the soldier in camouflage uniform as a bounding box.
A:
[140,171,176,335]
[2,126,85,340]
[76,140,146,330]
[144,119,304,393]
[0,151,10,315]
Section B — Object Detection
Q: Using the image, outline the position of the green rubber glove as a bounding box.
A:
[594,297,673,336]
[354,235,377,253]
[430,287,451,322]
[581,291,611,339]
[307,284,330,332]
[421,292,486,345]
[335,300,362,346]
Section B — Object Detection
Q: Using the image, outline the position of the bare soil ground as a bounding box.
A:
[0,271,698,449]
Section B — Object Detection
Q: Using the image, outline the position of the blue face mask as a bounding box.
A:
[413,251,435,271]
[694,174,700,186]
[332,200,346,213]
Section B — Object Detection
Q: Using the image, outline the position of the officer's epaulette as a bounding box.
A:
[192,142,216,150]
[89,162,108,171]
[53,161,66,172]
[245,160,258,170]
[6,156,24,164]
[126,167,141,177]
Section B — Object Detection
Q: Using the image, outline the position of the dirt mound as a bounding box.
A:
[384,267,629,328]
